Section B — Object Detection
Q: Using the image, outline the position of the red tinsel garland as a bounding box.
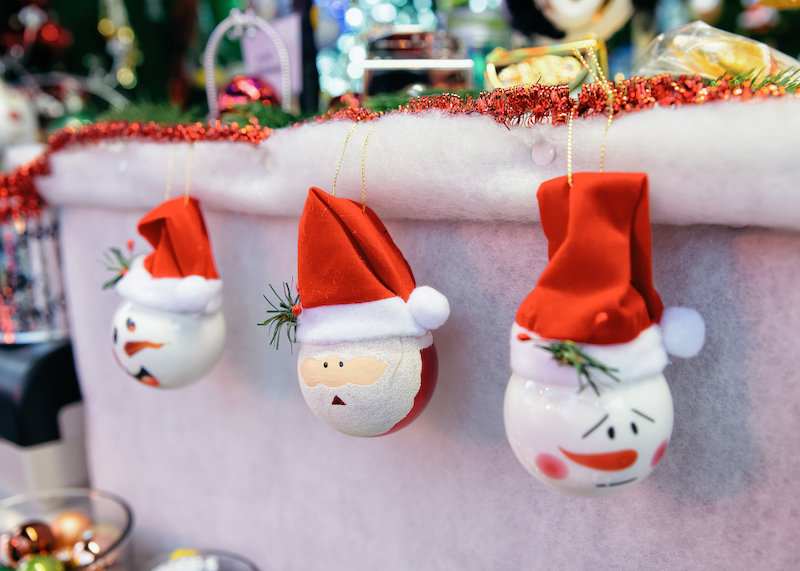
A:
[0,74,794,222]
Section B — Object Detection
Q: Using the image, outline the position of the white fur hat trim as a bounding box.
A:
[116,256,223,315]
[509,323,669,386]
[297,286,449,344]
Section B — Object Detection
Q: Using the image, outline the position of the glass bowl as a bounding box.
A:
[149,550,259,571]
[0,488,133,570]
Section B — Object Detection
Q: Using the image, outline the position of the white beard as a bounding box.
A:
[298,333,431,437]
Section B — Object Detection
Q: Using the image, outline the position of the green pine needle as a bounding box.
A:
[538,340,620,396]
[220,102,306,129]
[713,67,800,92]
[99,246,135,290]
[258,281,300,351]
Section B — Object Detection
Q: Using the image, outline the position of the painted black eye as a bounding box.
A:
[631,422,638,435]
[607,426,615,439]
[113,327,117,343]
[126,318,135,332]
[323,362,328,368]
[339,361,343,367]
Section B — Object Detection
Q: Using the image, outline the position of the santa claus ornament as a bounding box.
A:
[104,197,226,389]
[262,184,449,437]
[504,172,705,497]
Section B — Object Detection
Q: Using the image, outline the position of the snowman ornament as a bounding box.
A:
[268,187,449,437]
[108,197,226,389]
[504,173,705,498]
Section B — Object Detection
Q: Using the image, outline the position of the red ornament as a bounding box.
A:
[217,76,280,113]
[292,304,302,317]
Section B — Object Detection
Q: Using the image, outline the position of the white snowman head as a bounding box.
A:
[504,173,705,498]
[110,197,225,389]
[292,188,449,437]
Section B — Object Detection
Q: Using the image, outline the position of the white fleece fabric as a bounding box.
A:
[33,97,800,230]
[31,101,800,570]
[116,256,223,316]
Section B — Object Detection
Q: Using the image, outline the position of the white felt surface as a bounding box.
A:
[35,98,800,230]
[55,202,800,570]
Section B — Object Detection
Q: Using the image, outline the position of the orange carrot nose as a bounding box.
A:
[559,447,638,471]
[124,341,164,356]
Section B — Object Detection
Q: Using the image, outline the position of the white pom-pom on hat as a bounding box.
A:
[407,286,450,331]
[660,306,706,358]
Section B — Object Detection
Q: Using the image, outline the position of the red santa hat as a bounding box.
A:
[510,173,705,384]
[116,197,223,315]
[296,187,449,344]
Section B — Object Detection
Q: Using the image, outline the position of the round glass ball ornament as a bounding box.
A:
[111,301,226,389]
[504,371,673,498]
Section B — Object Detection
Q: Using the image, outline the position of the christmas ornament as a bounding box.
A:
[0,81,38,154]
[218,75,280,113]
[288,187,448,437]
[106,197,226,389]
[262,123,449,437]
[503,172,705,497]
[0,522,57,567]
[16,555,64,571]
[504,48,704,498]
[49,513,91,549]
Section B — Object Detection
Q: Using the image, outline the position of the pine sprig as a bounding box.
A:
[538,340,620,396]
[100,242,135,290]
[258,281,301,350]
[713,67,800,92]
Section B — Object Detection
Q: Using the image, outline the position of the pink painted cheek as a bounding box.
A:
[535,453,569,480]
[651,440,668,467]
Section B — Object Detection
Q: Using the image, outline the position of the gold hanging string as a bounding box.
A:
[184,142,196,206]
[566,46,617,187]
[566,107,576,187]
[360,124,375,212]
[332,122,360,197]
[164,149,177,201]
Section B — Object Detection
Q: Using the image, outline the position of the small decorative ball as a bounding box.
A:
[218,75,279,112]
[17,554,65,571]
[292,304,302,317]
[68,528,116,568]
[50,512,92,548]
[531,140,556,166]
[2,522,57,565]
[660,306,706,358]
[327,92,361,110]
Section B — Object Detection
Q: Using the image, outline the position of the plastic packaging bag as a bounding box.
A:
[631,21,800,80]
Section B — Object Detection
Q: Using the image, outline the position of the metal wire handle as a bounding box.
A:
[203,8,293,118]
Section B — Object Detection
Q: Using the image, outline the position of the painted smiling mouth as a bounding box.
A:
[596,477,637,488]
[134,367,160,387]
[125,340,165,356]
[331,396,346,405]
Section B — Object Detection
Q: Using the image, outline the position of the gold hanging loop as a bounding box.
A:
[566,46,617,187]
[360,124,375,212]
[332,122,360,197]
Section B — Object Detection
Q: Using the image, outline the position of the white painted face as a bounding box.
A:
[111,300,226,389]
[0,82,37,149]
[535,0,606,31]
[297,334,433,437]
[504,372,673,497]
